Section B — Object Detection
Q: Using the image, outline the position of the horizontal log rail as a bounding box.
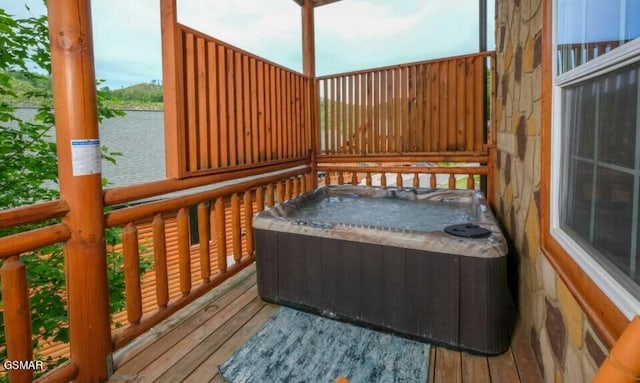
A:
[316,51,494,156]
[318,163,488,191]
[0,200,69,230]
[105,167,310,227]
[317,152,490,163]
[104,157,309,206]
[0,224,71,259]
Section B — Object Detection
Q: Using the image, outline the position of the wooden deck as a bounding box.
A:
[109,264,543,383]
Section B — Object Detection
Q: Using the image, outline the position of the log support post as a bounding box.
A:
[48,1,112,380]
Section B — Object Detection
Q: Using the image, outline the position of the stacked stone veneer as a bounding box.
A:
[494,0,609,381]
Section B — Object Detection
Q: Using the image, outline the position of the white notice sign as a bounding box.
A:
[71,139,102,176]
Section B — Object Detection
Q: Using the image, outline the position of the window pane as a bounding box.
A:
[598,68,638,168]
[561,63,640,292]
[557,0,640,73]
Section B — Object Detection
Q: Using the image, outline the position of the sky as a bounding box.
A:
[3,0,495,89]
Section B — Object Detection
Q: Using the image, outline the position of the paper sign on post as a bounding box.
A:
[71,139,102,176]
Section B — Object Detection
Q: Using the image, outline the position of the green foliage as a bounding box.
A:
[0,4,149,378]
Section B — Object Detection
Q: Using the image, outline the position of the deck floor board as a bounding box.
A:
[109,264,542,383]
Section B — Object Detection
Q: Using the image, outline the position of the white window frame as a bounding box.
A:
[550,1,640,320]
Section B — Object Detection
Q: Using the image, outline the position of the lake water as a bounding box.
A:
[14,108,166,187]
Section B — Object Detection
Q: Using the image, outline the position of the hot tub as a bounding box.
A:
[253,185,513,355]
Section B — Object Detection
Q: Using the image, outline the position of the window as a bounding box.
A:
[552,0,640,317]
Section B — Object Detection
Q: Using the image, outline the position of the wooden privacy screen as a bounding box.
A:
[316,52,494,156]
[164,23,313,178]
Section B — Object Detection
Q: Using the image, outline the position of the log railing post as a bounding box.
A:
[1,256,34,383]
[48,1,112,380]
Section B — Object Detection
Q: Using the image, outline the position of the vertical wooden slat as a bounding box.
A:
[400,67,408,151]
[431,62,440,151]
[257,61,266,161]
[331,77,340,153]
[214,197,227,273]
[337,171,344,185]
[322,79,329,154]
[256,186,265,212]
[177,207,191,295]
[264,64,272,161]
[231,193,242,263]
[269,66,278,160]
[356,73,364,154]
[351,172,358,185]
[408,66,416,151]
[465,57,475,151]
[366,172,372,186]
[207,42,220,168]
[430,173,437,188]
[439,61,449,151]
[348,75,354,153]
[372,71,380,153]
[474,56,486,151]
[1,256,34,383]
[341,75,347,153]
[447,59,457,150]
[396,173,403,188]
[292,74,299,157]
[325,171,332,186]
[456,58,466,150]
[123,223,142,325]
[394,68,401,152]
[284,72,291,158]
[243,191,255,255]
[381,70,388,152]
[234,52,245,165]
[251,58,260,162]
[381,172,387,187]
[276,181,285,204]
[197,202,210,283]
[266,183,275,208]
[416,65,424,152]
[366,72,374,153]
[196,37,208,170]
[227,49,237,166]
[185,33,198,172]
[353,74,359,154]
[275,68,283,159]
[449,173,457,189]
[239,55,250,164]
[217,45,229,167]
[413,173,420,188]
[152,214,169,307]
[424,63,432,150]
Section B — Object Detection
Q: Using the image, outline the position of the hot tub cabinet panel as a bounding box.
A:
[253,186,513,355]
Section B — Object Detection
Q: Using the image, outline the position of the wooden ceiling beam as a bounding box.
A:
[293,0,342,8]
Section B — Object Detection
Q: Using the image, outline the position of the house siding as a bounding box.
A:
[494,0,609,381]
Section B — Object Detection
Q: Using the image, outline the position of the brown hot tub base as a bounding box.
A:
[253,186,514,355]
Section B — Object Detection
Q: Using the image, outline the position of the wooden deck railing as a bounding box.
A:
[557,40,621,74]
[0,166,311,382]
[162,0,312,178]
[316,51,495,159]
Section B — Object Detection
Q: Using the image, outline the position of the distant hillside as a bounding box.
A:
[0,71,164,110]
[105,82,163,104]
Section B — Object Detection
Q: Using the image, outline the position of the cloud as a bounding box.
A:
[3,0,495,88]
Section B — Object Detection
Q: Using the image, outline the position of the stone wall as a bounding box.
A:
[494,0,609,381]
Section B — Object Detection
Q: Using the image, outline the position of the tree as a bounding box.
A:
[0,4,144,378]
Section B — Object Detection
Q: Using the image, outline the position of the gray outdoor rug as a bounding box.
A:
[219,307,431,383]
